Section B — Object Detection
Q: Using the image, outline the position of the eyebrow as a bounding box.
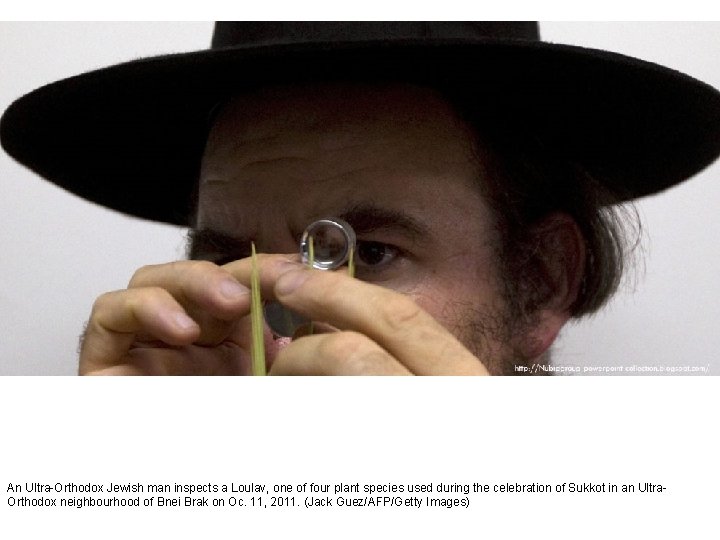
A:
[187,203,430,262]
[335,203,429,242]
[187,229,253,263]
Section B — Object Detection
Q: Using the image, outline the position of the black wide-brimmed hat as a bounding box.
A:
[2,22,720,226]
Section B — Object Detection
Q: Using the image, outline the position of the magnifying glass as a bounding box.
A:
[264,218,356,337]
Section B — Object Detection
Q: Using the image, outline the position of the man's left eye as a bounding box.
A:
[355,241,398,268]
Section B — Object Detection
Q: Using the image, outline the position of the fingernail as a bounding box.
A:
[219,278,249,300]
[277,259,303,273]
[275,269,310,296]
[173,312,197,331]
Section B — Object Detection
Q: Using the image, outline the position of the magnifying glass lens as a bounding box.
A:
[301,219,356,270]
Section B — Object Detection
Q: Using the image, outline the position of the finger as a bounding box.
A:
[272,268,488,375]
[125,341,250,376]
[270,331,410,376]
[85,342,250,376]
[291,321,337,339]
[223,253,301,301]
[129,260,251,344]
[79,287,200,374]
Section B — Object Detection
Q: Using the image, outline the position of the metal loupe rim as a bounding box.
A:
[300,218,356,270]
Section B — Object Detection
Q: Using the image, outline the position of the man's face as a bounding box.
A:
[194,83,517,373]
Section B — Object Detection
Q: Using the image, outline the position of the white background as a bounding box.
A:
[1,378,719,539]
[1,22,719,375]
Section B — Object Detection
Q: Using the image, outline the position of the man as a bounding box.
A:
[2,22,720,375]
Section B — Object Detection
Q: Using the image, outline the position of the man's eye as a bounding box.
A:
[355,241,398,268]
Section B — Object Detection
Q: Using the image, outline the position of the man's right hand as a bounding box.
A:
[79,258,274,375]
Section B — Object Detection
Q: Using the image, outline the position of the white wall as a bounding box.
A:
[543,23,720,375]
[1,22,718,375]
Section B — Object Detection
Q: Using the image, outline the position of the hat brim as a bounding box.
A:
[2,38,720,226]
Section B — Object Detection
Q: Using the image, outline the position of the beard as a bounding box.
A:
[442,299,551,376]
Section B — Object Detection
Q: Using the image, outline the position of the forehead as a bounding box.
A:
[197,82,488,234]
[204,82,473,144]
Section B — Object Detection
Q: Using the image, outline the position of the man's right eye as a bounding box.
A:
[190,250,246,266]
[187,229,253,265]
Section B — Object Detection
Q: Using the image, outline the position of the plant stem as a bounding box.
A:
[348,245,355,279]
[307,235,314,335]
[250,242,266,376]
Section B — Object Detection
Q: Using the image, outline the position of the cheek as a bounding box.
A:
[401,261,515,365]
[404,263,505,329]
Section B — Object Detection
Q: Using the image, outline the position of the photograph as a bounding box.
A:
[1,22,719,375]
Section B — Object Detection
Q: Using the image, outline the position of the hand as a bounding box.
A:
[226,255,489,375]
[78,258,288,375]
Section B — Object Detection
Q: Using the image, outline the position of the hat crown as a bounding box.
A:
[211,21,540,49]
[5,22,719,227]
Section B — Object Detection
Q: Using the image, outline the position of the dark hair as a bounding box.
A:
[468,120,642,322]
